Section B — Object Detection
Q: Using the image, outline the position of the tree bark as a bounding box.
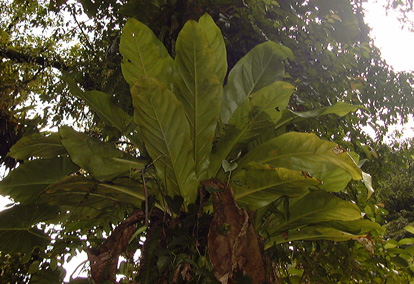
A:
[87,209,144,283]
[203,178,267,284]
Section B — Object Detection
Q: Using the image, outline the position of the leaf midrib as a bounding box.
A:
[149,97,183,197]
[231,51,275,106]
[134,35,148,77]
[193,40,198,169]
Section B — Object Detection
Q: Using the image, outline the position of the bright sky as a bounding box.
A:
[1,1,414,281]
[362,0,414,142]
[364,0,414,72]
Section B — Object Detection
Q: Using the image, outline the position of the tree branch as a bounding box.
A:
[87,209,145,283]
[0,47,68,71]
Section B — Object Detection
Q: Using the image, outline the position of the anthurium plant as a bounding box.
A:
[0,14,381,284]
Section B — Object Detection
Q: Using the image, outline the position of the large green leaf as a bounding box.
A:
[315,167,352,192]
[221,41,294,124]
[265,226,364,246]
[229,82,294,129]
[210,81,294,176]
[8,133,66,160]
[312,152,359,193]
[291,102,365,118]
[0,157,79,204]
[238,132,362,180]
[198,13,227,83]
[174,19,222,180]
[262,190,362,237]
[120,18,174,87]
[324,219,384,235]
[59,126,145,181]
[65,78,135,134]
[0,204,60,253]
[268,226,362,246]
[38,176,144,226]
[260,190,362,242]
[42,175,144,207]
[275,102,364,130]
[131,77,198,204]
[65,77,144,150]
[267,219,383,246]
[232,162,321,210]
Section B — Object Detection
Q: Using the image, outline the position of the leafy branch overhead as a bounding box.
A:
[0,12,381,284]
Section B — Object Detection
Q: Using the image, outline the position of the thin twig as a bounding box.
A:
[140,156,163,226]
[70,259,88,280]
[69,4,93,49]
[142,167,149,227]
[226,172,232,186]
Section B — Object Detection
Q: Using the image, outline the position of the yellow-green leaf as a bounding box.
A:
[174,20,222,180]
[275,102,365,131]
[0,157,79,204]
[120,18,174,87]
[131,77,198,204]
[221,41,294,124]
[315,167,352,192]
[263,190,363,237]
[239,132,362,180]
[405,225,414,235]
[65,78,133,133]
[232,162,321,210]
[268,226,363,246]
[198,13,227,83]
[8,133,66,160]
[43,175,144,208]
[59,126,144,181]
[210,81,294,176]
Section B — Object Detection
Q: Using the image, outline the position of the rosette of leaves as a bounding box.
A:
[0,14,381,283]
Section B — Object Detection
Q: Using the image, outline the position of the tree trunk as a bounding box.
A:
[87,209,144,283]
[203,178,268,284]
